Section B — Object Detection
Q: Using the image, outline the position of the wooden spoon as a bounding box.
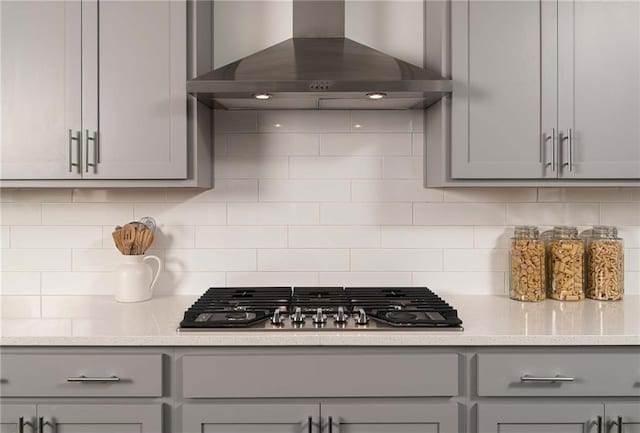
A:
[122,224,136,255]
[112,226,124,254]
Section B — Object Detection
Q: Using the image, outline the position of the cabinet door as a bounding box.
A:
[36,404,161,433]
[0,1,82,180]
[606,403,640,433]
[478,402,603,433]
[558,1,640,179]
[451,0,554,179]
[321,402,458,433]
[0,404,36,433]
[81,0,187,179]
[182,403,319,433]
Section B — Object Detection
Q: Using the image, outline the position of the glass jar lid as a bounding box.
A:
[552,225,579,239]
[591,225,619,239]
[513,225,539,239]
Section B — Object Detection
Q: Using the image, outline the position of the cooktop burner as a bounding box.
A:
[179,287,463,331]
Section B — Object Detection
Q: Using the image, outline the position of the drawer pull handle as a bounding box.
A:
[611,416,623,433]
[520,374,575,383]
[67,375,120,383]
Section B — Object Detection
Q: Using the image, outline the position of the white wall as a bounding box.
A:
[1,110,639,297]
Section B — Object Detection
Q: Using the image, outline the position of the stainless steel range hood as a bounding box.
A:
[187,0,451,110]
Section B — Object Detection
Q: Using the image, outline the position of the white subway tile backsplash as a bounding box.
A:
[2,249,70,272]
[259,180,351,202]
[166,180,258,202]
[72,189,167,203]
[352,180,443,202]
[601,204,640,226]
[444,249,508,272]
[320,203,412,225]
[318,272,412,286]
[258,249,349,271]
[165,249,256,272]
[258,111,350,132]
[320,133,411,156]
[444,188,537,202]
[538,187,634,202]
[290,156,382,179]
[42,203,133,225]
[2,110,640,298]
[412,271,505,294]
[289,226,379,248]
[351,249,442,271]
[227,271,319,286]
[414,203,506,225]
[0,295,41,318]
[1,272,40,295]
[382,157,423,179]
[1,203,41,225]
[196,226,287,248]
[214,156,289,179]
[228,203,319,225]
[381,226,474,248]
[507,203,600,226]
[226,133,319,156]
[134,203,226,226]
[350,111,413,132]
[12,226,102,249]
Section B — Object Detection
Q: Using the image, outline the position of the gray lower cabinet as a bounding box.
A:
[0,404,36,433]
[182,403,320,433]
[477,402,603,433]
[322,402,459,433]
[37,404,162,433]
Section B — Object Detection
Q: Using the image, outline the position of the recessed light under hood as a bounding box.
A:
[187,0,451,110]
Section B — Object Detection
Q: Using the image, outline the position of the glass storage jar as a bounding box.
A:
[547,226,585,301]
[509,226,546,302]
[585,225,624,301]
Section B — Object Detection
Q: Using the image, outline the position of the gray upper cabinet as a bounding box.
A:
[557,0,640,179]
[37,404,162,433]
[449,0,640,182]
[321,402,459,433]
[182,403,320,433]
[0,1,82,180]
[451,0,550,179]
[81,0,187,180]
[477,402,604,433]
[0,0,190,182]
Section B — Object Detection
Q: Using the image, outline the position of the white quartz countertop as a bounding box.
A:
[1,294,639,346]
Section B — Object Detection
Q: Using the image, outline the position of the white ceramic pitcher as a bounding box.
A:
[114,255,162,303]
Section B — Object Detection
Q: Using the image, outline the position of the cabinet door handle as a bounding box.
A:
[567,128,573,172]
[597,416,603,433]
[543,128,556,172]
[68,129,81,173]
[85,130,98,173]
[520,374,575,383]
[306,416,312,433]
[38,417,44,433]
[328,416,333,433]
[66,375,120,382]
[611,416,623,433]
[18,416,33,433]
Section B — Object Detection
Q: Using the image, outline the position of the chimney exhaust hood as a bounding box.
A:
[187,0,451,110]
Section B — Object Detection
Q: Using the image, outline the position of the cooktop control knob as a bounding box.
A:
[334,306,348,323]
[312,308,327,325]
[356,309,369,325]
[271,309,284,326]
[291,307,305,323]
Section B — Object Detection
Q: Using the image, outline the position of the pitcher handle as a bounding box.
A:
[143,255,162,293]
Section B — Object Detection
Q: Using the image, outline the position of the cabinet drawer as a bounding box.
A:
[182,351,459,398]
[477,352,640,396]
[0,353,163,397]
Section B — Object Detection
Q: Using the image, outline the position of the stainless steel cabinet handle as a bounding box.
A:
[597,416,603,433]
[18,416,33,433]
[611,416,623,433]
[520,374,575,383]
[328,416,333,433]
[38,417,44,433]
[85,130,98,173]
[66,375,120,382]
[307,416,312,433]
[543,128,556,171]
[68,129,81,173]
[567,128,574,172]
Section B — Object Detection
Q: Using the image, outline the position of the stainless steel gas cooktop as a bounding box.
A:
[179,287,463,331]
